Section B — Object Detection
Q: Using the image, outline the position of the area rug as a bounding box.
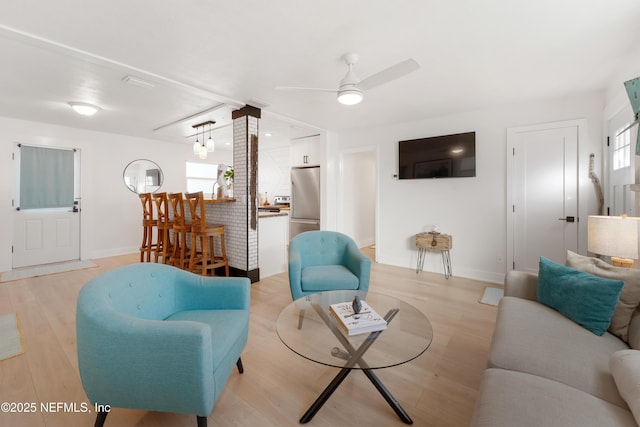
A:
[0,260,97,282]
[0,313,25,360]
[479,286,504,306]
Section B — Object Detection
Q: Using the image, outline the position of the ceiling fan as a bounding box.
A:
[276,53,420,105]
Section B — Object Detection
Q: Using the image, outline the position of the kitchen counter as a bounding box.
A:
[203,198,236,204]
[258,211,289,218]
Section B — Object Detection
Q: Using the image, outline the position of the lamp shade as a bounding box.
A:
[588,215,640,259]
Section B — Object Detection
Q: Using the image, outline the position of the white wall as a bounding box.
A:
[340,149,375,247]
[0,116,231,272]
[329,91,605,283]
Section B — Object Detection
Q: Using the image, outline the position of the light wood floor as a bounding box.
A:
[0,248,499,427]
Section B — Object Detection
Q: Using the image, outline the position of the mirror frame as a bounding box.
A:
[123,159,164,194]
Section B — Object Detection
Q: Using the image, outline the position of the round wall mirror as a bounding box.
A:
[123,159,164,194]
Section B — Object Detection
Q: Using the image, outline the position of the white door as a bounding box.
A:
[12,145,81,268]
[507,121,580,273]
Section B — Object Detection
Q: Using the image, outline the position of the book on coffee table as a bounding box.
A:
[329,300,387,336]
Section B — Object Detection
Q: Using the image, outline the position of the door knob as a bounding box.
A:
[558,216,575,222]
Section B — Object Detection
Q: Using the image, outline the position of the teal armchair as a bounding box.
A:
[288,230,371,301]
[76,263,250,427]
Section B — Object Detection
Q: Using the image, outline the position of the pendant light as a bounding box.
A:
[198,126,207,159]
[192,124,200,155]
[206,122,215,153]
[192,120,216,160]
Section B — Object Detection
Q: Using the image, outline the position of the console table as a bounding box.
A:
[416,232,452,278]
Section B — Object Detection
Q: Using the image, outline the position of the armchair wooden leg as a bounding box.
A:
[197,415,207,427]
[94,411,108,427]
[298,309,305,329]
[236,357,244,374]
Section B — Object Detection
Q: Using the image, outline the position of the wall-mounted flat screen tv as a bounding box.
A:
[398,131,476,179]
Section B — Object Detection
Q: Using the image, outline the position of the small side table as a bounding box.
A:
[416,232,452,279]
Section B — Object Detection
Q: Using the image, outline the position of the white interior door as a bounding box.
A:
[12,145,81,268]
[507,121,579,273]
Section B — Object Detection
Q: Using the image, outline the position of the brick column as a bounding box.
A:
[229,105,260,282]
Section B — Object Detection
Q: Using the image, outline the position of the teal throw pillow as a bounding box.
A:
[537,257,624,336]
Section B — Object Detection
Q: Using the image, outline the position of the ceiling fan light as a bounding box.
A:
[68,101,101,116]
[337,89,363,105]
[206,137,215,153]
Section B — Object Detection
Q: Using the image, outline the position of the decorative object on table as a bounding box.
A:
[415,231,452,278]
[588,215,640,268]
[329,298,387,336]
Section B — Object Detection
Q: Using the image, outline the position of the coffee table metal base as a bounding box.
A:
[300,305,413,424]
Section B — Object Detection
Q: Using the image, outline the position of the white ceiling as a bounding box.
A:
[0,1,639,149]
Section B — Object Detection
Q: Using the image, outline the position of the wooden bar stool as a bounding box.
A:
[152,192,173,264]
[139,192,157,262]
[168,192,191,269]
[185,191,229,276]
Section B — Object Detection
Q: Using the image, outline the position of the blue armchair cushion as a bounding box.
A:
[301,265,360,292]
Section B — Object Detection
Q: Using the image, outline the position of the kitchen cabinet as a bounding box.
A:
[291,135,320,166]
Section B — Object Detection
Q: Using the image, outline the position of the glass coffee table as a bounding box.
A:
[276,290,433,424]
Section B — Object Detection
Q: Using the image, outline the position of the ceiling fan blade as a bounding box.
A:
[616,119,639,136]
[275,86,337,93]
[358,58,420,90]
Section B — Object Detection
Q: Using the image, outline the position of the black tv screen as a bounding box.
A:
[398,131,476,179]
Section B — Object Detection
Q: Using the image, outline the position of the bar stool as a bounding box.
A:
[185,191,229,276]
[152,192,173,264]
[139,193,157,262]
[168,192,191,270]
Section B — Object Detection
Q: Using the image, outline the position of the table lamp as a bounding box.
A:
[588,215,640,268]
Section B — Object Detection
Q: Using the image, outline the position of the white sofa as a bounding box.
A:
[470,268,640,427]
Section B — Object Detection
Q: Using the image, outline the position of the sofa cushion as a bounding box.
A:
[537,256,623,336]
[611,349,640,425]
[567,250,640,342]
[470,368,637,427]
[488,296,629,407]
[301,265,359,292]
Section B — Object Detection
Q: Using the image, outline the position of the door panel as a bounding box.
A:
[508,122,579,273]
[12,145,81,268]
[14,209,80,268]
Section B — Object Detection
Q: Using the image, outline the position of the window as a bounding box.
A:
[19,145,75,209]
[186,161,218,194]
[613,124,632,171]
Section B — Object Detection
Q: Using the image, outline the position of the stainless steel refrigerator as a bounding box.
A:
[290,166,320,239]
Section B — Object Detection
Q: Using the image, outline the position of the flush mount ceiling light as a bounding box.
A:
[68,102,101,116]
[192,120,216,160]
